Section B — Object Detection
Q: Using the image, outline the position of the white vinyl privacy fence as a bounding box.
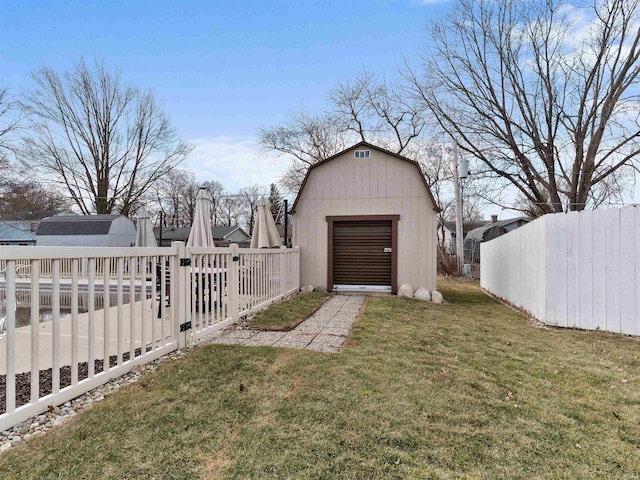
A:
[0,243,300,431]
[481,206,640,336]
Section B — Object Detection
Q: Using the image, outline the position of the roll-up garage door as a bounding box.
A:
[332,220,392,291]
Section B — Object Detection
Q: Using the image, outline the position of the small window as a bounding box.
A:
[354,150,370,158]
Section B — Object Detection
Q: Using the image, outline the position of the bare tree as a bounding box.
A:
[151,168,200,226]
[259,71,428,191]
[201,180,225,225]
[258,110,349,192]
[238,185,263,235]
[0,88,18,166]
[406,0,640,216]
[20,58,192,216]
[0,179,70,219]
[219,196,241,227]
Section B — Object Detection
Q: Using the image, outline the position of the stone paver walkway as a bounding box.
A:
[207,295,364,353]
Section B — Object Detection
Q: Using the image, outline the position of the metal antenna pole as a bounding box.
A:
[283,199,289,248]
[453,145,464,274]
[158,211,164,247]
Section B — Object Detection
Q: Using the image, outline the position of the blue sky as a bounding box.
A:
[0,0,451,194]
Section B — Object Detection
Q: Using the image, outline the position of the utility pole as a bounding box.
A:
[283,199,288,248]
[453,145,464,274]
[158,210,164,247]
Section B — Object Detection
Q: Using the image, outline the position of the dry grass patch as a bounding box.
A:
[0,277,638,479]
[248,291,331,331]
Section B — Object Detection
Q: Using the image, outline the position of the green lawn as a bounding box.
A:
[248,291,331,331]
[0,278,638,479]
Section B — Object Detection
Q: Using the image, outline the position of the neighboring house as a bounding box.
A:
[213,226,251,246]
[0,221,40,246]
[154,226,189,246]
[36,215,136,247]
[154,225,251,247]
[464,216,530,262]
[438,220,487,254]
[291,141,440,294]
[276,223,292,248]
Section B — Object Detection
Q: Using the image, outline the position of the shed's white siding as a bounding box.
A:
[106,216,137,247]
[37,235,109,247]
[293,147,437,291]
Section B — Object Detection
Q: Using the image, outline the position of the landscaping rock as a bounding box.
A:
[313,286,328,293]
[414,287,431,301]
[431,290,444,304]
[300,284,314,294]
[397,284,414,298]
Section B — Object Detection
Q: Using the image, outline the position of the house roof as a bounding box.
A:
[442,220,488,232]
[154,225,250,242]
[465,217,529,242]
[36,215,123,236]
[290,141,441,213]
[211,225,249,239]
[154,226,190,241]
[0,221,39,242]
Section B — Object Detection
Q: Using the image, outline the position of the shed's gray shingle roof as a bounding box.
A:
[465,217,528,242]
[36,215,121,236]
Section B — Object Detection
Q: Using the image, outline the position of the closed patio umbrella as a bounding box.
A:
[135,208,157,247]
[250,199,283,249]
[187,187,215,247]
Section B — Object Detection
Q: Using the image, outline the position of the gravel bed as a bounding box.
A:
[0,349,149,414]
[0,344,198,453]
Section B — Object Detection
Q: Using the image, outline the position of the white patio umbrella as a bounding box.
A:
[135,208,157,247]
[250,199,283,249]
[187,187,215,247]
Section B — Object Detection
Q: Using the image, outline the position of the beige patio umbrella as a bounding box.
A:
[250,199,283,248]
[187,187,215,247]
[135,208,157,247]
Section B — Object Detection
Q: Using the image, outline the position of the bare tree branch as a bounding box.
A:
[19,58,193,215]
[405,0,640,216]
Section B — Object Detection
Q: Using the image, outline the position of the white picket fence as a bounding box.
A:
[481,205,640,336]
[0,243,300,431]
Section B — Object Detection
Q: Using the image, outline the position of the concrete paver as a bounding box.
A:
[207,294,364,352]
[242,331,287,346]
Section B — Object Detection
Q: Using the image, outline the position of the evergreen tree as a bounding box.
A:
[268,183,284,224]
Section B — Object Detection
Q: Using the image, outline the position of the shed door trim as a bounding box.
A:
[326,215,399,294]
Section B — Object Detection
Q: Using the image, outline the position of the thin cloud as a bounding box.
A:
[414,0,452,5]
[183,136,289,193]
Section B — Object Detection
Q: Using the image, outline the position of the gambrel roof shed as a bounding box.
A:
[291,141,439,294]
[36,215,136,247]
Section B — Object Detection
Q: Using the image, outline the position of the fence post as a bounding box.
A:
[173,241,189,349]
[229,243,240,322]
[294,246,301,290]
[280,246,287,297]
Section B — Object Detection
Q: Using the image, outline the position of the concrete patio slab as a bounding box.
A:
[242,331,287,346]
[206,294,364,352]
